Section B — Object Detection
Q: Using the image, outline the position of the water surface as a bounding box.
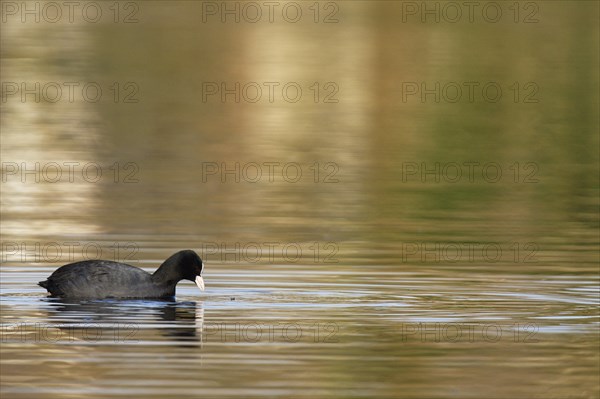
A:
[1,1,598,398]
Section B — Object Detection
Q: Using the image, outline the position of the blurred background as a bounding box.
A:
[1,1,599,398]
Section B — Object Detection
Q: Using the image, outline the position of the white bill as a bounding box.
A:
[195,275,205,291]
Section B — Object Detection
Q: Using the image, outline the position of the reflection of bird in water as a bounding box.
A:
[41,298,204,346]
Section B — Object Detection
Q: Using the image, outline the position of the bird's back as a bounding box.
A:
[39,260,161,299]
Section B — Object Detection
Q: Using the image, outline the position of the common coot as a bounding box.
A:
[39,250,205,299]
